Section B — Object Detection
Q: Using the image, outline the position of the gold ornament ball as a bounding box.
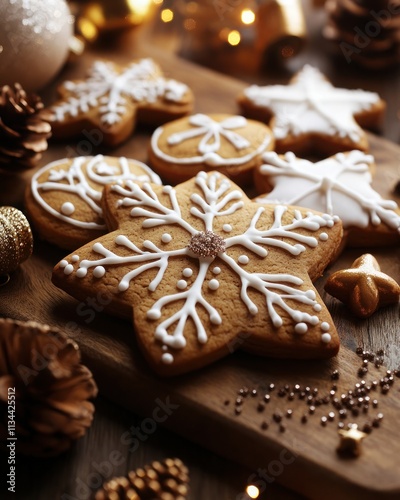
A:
[0,207,33,276]
[0,0,73,91]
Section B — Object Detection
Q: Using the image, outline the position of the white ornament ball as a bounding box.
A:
[0,0,73,91]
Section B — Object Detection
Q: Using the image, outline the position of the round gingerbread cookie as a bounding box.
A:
[25,155,162,250]
[52,171,343,376]
[148,113,274,185]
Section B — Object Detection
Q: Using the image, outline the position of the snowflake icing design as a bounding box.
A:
[244,65,380,142]
[257,150,400,233]
[51,58,189,127]
[57,172,340,372]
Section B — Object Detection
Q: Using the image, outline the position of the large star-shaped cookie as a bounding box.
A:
[325,253,400,318]
[46,58,193,147]
[255,150,400,246]
[52,172,343,376]
[238,65,384,156]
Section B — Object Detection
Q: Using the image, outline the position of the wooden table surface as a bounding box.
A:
[2,2,400,499]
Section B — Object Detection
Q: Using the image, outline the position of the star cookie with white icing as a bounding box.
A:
[25,155,162,250]
[149,113,274,185]
[46,58,193,147]
[238,65,385,156]
[255,150,400,247]
[52,171,343,376]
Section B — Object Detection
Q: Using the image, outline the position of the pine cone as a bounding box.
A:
[324,0,400,70]
[0,318,98,457]
[0,83,51,171]
[94,458,189,500]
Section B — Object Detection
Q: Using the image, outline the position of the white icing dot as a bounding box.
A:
[161,233,172,243]
[295,323,308,334]
[162,345,168,351]
[147,309,161,320]
[326,220,334,228]
[208,279,220,290]
[222,224,232,232]
[313,303,322,312]
[238,255,249,265]
[321,333,332,344]
[93,266,106,278]
[333,215,340,222]
[321,322,330,332]
[213,267,221,275]
[177,279,187,290]
[76,268,87,278]
[71,255,80,262]
[305,290,316,300]
[63,264,74,275]
[162,185,173,193]
[161,353,174,364]
[182,268,193,278]
[310,316,319,326]
[61,201,75,216]
[319,232,329,241]
[59,260,68,268]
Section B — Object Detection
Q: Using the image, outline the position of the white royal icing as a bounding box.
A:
[151,114,272,167]
[63,171,339,364]
[257,150,400,233]
[31,155,162,230]
[61,202,75,215]
[51,58,189,126]
[161,233,172,243]
[182,268,193,278]
[244,65,380,143]
[321,333,332,343]
[208,279,220,290]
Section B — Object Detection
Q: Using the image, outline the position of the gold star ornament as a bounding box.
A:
[324,253,400,318]
[337,424,367,458]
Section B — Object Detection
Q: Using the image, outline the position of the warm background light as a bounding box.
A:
[227,30,241,46]
[241,8,256,25]
[161,8,174,22]
[246,484,260,498]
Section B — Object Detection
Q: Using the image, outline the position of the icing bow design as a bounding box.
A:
[168,114,251,154]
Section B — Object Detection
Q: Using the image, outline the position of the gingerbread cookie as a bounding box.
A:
[238,65,385,156]
[148,113,274,185]
[255,150,400,246]
[46,58,193,147]
[52,171,342,376]
[325,253,400,318]
[26,155,161,250]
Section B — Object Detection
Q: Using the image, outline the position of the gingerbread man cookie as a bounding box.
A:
[25,155,161,250]
[46,58,194,147]
[52,171,342,376]
[149,113,274,185]
[255,150,400,247]
[238,65,385,156]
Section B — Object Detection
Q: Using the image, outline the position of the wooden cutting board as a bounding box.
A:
[1,44,400,500]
